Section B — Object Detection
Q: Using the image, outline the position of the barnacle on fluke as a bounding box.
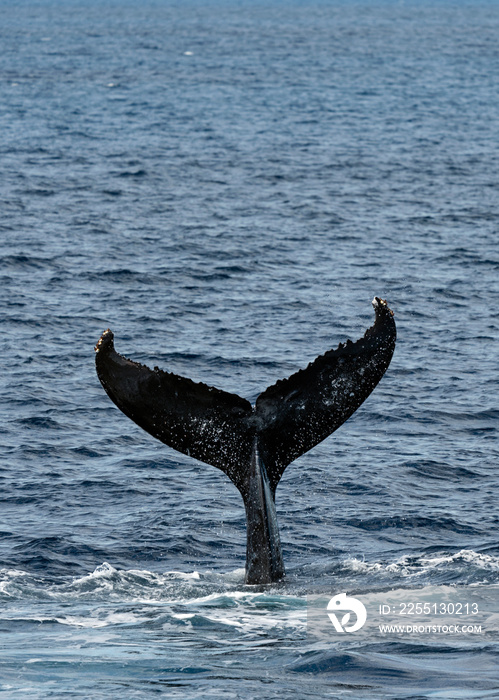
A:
[95,297,396,584]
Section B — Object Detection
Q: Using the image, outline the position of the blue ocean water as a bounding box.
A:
[1,0,499,697]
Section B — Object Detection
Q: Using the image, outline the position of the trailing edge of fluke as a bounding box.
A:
[95,297,396,584]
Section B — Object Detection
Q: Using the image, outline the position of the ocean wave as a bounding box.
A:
[345,516,480,535]
[0,563,307,634]
[2,550,499,607]
[339,549,499,584]
[0,562,237,603]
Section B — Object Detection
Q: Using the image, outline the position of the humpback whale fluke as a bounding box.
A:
[95,297,396,584]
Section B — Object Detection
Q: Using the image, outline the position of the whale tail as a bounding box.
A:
[95,298,396,498]
[95,298,396,583]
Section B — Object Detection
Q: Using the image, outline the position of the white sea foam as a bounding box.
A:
[342,549,499,579]
[419,550,499,570]
[54,611,148,628]
[1,551,498,616]
[0,569,30,596]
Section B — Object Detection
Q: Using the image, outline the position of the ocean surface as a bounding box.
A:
[1,0,498,697]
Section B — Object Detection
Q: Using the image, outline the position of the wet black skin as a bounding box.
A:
[95,298,396,584]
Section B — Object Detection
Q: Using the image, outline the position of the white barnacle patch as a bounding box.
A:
[94,329,113,353]
[322,372,358,406]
